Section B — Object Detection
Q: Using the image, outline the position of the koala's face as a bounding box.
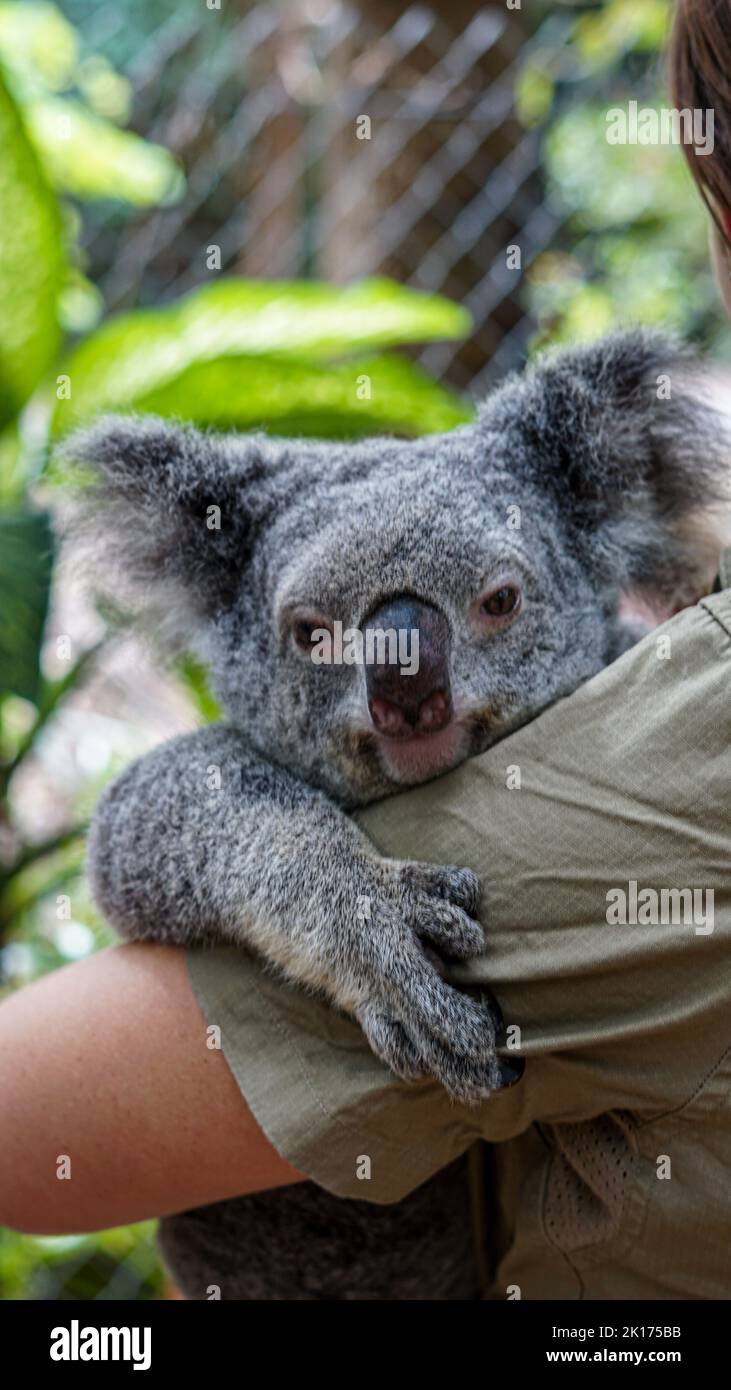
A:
[209,435,610,804]
[68,329,729,808]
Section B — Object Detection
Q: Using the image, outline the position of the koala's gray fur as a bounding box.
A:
[63,329,731,1299]
[158,1154,478,1301]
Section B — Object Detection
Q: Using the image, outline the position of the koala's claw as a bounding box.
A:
[482,988,504,1035]
[409,1032,504,1103]
[356,1005,424,1081]
[399,861,484,962]
[356,996,505,1101]
[350,857,516,1102]
[400,861,481,916]
[416,902,485,960]
[497,1053,526,1088]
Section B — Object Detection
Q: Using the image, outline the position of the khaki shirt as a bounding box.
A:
[188,586,731,1300]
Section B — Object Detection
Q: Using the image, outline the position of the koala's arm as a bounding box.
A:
[89,725,507,1100]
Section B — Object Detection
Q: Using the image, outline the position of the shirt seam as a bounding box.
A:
[698,595,731,641]
[636,1041,731,1128]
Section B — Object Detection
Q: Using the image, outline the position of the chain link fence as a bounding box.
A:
[67,0,574,395]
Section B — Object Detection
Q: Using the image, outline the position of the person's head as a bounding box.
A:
[671,0,731,314]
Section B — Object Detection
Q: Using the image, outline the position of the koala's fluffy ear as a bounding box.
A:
[58,415,273,643]
[486,328,731,607]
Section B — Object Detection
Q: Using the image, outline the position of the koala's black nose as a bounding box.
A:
[362,596,452,739]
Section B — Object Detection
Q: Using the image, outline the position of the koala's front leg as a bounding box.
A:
[89,725,509,1101]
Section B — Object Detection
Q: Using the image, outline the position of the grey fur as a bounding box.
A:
[158,1155,478,1301]
[63,328,731,1298]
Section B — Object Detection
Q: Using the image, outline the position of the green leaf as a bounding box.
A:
[0,510,54,704]
[0,68,64,428]
[25,96,184,205]
[0,2,79,93]
[0,425,27,505]
[176,656,221,724]
[131,353,474,437]
[50,278,472,435]
[573,0,670,73]
[0,641,102,795]
[0,845,84,927]
[515,64,554,127]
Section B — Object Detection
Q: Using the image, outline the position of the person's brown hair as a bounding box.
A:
[670,0,731,242]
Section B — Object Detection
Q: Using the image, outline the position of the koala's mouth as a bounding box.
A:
[373,721,469,786]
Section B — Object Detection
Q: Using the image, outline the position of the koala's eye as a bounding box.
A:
[293,618,317,649]
[290,611,333,655]
[481,584,521,618]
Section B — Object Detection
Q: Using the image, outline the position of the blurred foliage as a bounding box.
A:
[0,1221,164,1300]
[27,96,184,206]
[0,70,65,429]
[49,278,471,438]
[0,2,183,206]
[519,0,731,358]
[0,512,54,704]
[130,351,472,439]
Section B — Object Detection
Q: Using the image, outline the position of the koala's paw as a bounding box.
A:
[354,860,524,1104]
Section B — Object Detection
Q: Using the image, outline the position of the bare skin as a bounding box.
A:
[0,943,303,1235]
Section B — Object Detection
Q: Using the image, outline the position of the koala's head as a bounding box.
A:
[63,329,731,807]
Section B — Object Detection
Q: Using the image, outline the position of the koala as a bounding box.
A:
[64,329,730,1299]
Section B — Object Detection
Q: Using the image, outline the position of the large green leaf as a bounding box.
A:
[51,278,472,435]
[0,69,64,428]
[0,509,54,704]
[130,353,473,437]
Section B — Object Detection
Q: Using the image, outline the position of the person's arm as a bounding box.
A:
[0,943,304,1235]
